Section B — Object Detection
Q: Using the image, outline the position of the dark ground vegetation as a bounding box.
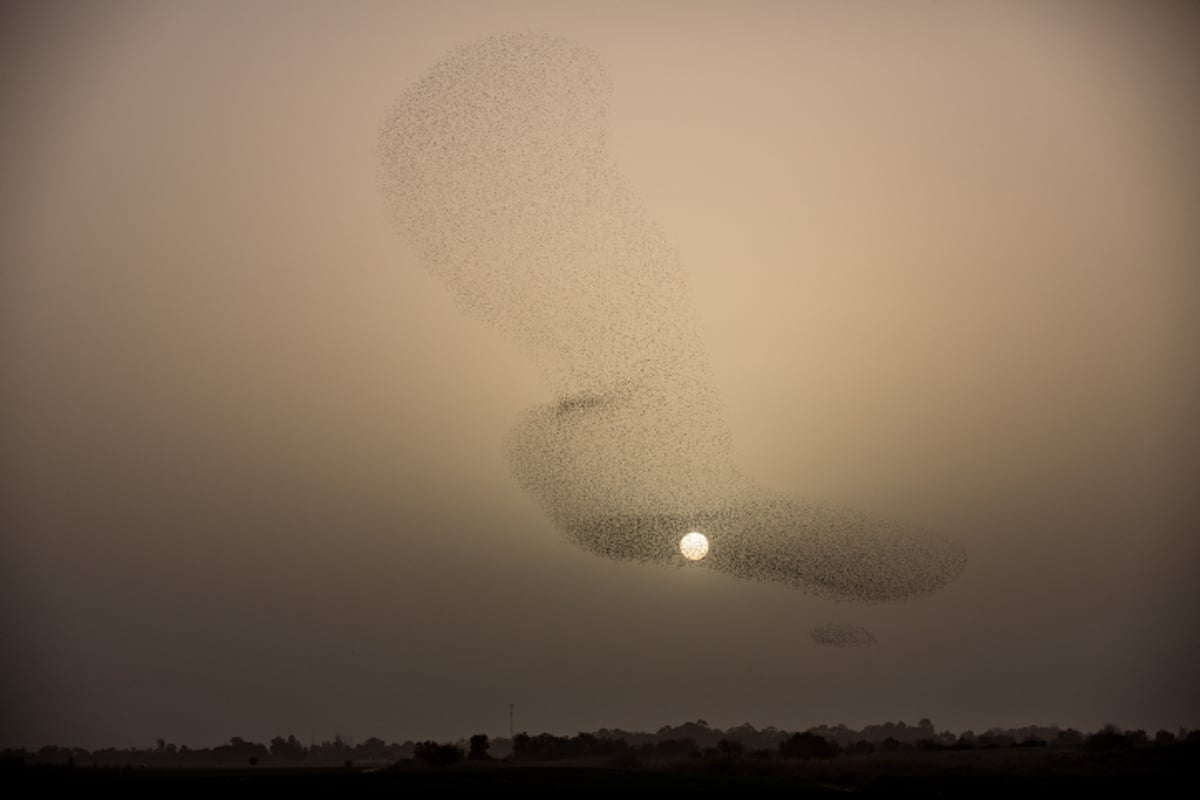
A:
[5,720,1196,791]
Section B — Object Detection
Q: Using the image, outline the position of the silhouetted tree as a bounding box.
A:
[355,736,387,761]
[977,731,1015,749]
[717,739,743,757]
[468,734,490,760]
[216,736,269,765]
[414,741,464,767]
[779,732,837,759]
[269,735,306,762]
[655,719,718,748]
[1085,724,1134,751]
[1155,730,1177,747]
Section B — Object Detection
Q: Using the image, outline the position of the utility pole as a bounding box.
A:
[509,703,514,739]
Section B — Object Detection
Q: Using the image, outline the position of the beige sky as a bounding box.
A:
[2,0,1197,748]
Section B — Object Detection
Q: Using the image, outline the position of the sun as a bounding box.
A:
[679,531,709,561]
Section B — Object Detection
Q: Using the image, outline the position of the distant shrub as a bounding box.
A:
[655,738,699,758]
[1153,730,1176,747]
[1051,729,1083,750]
[511,732,629,761]
[703,754,738,773]
[717,739,743,757]
[779,732,837,759]
[414,741,464,767]
[1085,725,1134,752]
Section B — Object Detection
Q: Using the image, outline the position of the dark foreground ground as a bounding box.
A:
[4,748,1196,793]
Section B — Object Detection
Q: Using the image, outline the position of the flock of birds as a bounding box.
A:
[379,33,966,645]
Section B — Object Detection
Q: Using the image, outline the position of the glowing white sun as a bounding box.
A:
[679,531,709,561]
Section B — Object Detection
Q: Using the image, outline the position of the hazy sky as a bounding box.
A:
[2,1,1198,749]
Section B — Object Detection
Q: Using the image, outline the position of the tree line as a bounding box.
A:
[6,719,1198,769]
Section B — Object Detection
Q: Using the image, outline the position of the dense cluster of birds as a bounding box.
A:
[379,33,966,624]
[810,622,878,648]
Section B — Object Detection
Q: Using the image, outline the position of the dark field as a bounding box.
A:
[6,748,1195,793]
